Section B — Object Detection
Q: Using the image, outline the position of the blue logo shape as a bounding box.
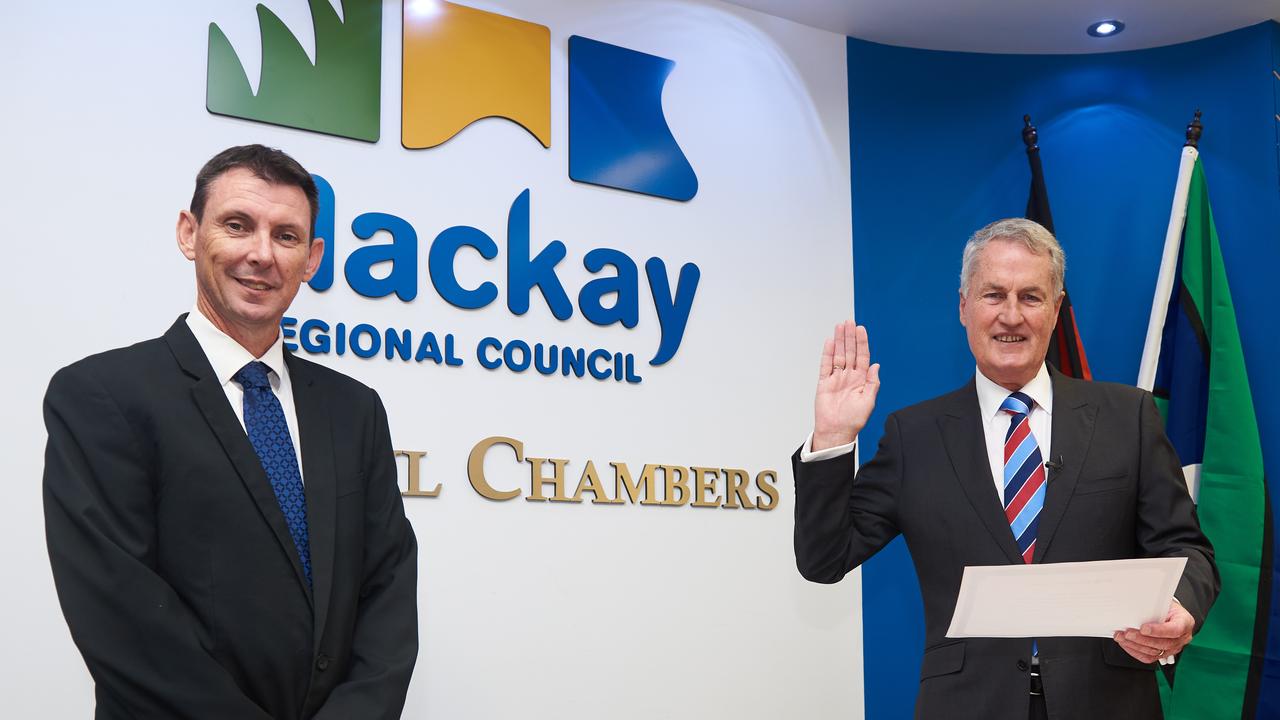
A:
[568,35,698,201]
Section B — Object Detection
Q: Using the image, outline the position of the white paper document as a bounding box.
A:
[945,557,1187,638]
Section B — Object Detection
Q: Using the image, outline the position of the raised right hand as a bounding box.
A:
[812,320,881,452]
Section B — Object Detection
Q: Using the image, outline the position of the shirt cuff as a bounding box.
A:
[799,431,855,463]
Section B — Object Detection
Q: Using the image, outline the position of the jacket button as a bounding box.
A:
[316,655,330,672]
[1017,660,1029,672]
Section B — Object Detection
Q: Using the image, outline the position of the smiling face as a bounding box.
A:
[958,238,1063,391]
[176,167,324,356]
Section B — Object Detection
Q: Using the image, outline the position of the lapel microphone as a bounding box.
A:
[1044,456,1064,473]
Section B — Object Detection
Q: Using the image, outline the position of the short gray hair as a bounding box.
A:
[959,218,1065,296]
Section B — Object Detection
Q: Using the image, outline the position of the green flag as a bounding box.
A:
[1139,149,1269,719]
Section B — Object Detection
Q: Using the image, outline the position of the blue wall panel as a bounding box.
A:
[846,22,1280,719]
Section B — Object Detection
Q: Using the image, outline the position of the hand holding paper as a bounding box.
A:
[946,557,1187,640]
[1114,600,1195,665]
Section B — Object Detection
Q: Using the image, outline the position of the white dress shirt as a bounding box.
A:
[185,307,306,483]
[801,364,1054,504]
[974,364,1052,504]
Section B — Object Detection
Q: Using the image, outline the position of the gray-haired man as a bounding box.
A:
[793,218,1218,719]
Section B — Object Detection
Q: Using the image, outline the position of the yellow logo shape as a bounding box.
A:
[402,1,551,149]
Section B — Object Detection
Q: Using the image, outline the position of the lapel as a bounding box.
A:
[285,351,337,645]
[937,379,1024,565]
[163,316,314,605]
[1034,367,1097,562]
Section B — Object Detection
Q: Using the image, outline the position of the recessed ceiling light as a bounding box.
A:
[1087,20,1125,37]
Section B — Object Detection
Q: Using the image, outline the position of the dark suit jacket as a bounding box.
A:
[43,317,418,719]
[793,369,1218,720]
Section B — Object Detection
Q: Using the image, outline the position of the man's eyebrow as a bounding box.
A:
[212,207,250,221]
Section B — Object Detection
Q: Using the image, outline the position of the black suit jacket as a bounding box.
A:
[44,317,418,719]
[793,369,1218,720]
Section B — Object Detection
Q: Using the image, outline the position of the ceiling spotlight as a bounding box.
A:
[1087,20,1125,37]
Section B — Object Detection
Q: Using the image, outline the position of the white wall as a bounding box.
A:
[0,1,859,717]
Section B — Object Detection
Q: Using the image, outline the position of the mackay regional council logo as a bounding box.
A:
[206,0,698,201]
[204,0,704,385]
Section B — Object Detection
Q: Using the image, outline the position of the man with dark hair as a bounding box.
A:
[794,218,1217,720]
[189,144,320,229]
[43,145,419,719]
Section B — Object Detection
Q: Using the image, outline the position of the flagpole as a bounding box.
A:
[1022,115,1055,233]
[1137,112,1203,390]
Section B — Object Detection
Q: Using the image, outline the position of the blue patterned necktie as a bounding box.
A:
[1001,391,1046,564]
[234,361,311,587]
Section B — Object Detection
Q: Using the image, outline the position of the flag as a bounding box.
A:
[1023,118,1092,379]
[1137,145,1270,720]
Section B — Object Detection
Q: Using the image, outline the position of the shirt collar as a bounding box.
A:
[975,363,1053,422]
[185,305,289,388]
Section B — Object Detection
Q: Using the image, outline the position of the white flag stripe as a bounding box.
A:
[1183,463,1202,504]
[1137,145,1199,391]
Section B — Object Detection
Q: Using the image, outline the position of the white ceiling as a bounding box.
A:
[722,0,1280,54]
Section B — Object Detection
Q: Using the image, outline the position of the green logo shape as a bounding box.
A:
[207,0,381,142]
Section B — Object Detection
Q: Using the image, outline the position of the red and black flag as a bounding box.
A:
[1022,116,1092,380]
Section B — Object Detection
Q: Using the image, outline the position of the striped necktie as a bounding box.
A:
[235,361,312,587]
[1001,391,1045,564]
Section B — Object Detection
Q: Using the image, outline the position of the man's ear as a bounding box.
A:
[303,236,326,282]
[176,210,198,260]
[958,289,968,327]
